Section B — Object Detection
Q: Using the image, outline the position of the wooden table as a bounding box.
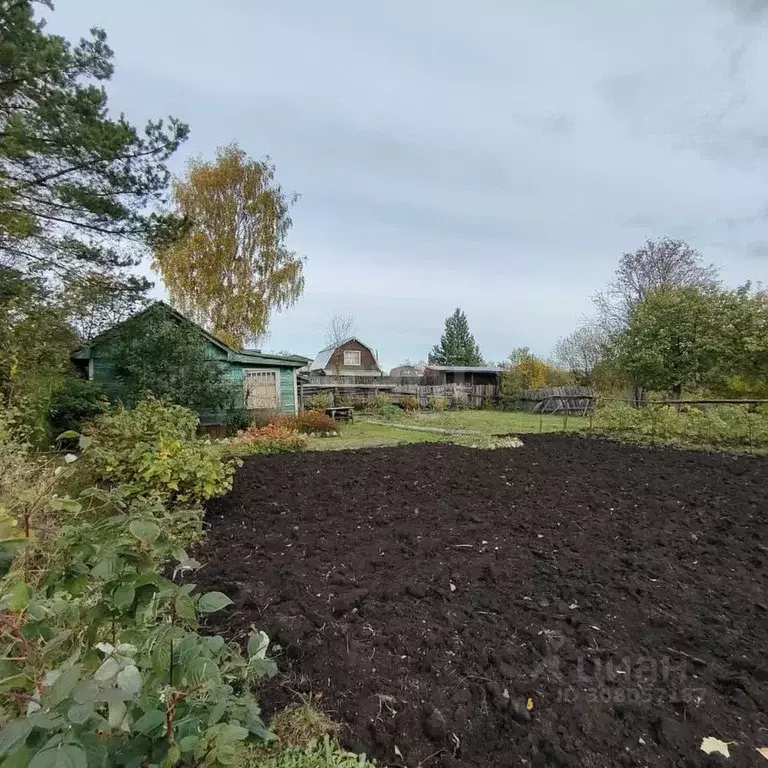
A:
[325,406,355,422]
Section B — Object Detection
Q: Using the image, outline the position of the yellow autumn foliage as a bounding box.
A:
[153,143,305,349]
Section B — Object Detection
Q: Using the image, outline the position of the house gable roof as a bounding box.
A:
[72,301,307,368]
[309,337,381,372]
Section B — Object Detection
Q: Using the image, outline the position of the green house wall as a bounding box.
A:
[88,338,297,425]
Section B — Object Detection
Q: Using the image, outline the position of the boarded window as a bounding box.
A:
[343,350,361,366]
[244,370,280,409]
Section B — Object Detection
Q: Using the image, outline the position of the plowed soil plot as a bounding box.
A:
[197,436,768,767]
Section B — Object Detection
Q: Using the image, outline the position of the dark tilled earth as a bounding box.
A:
[196,435,768,767]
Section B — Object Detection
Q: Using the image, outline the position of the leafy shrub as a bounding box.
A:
[371,393,390,410]
[365,393,402,420]
[451,389,470,409]
[0,487,277,768]
[307,392,332,410]
[85,398,236,504]
[48,377,108,437]
[110,307,234,412]
[497,394,520,411]
[401,395,419,412]
[427,395,448,411]
[229,424,308,456]
[595,402,768,449]
[249,409,282,429]
[254,737,373,767]
[284,410,338,436]
[0,408,59,570]
[225,407,253,436]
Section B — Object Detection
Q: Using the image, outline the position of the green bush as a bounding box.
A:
[595,402,768,449]
[0,399,282,768]
[497,394,520,411]
[427,395,448,411]
[253,737,373,767]
[307,392,332,410]
[227,424,307,456]
[0,397,362,768]
[225,407,253,436]
[48,377,108,437]
[365,393,402,420]
[451,389,470,409]
[283,411,338,436]
[110,308,234,413]
[249,409,282,429]
[86,398,237,504]
[0,407,65,574]
[0,488,277,768]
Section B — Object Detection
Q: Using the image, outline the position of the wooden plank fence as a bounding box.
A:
[516,386,596,415]
[304,375,423,386]
[299,381,498,409]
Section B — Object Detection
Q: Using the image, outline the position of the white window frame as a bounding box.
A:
[243,369,281,409]
[343,350,361,366]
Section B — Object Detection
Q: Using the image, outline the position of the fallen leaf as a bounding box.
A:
[394,745,403,759]
[526,697,534,711]
[700,737,731,758]
[757,747,768,760]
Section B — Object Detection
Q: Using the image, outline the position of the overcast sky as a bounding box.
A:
[49,1,768,369]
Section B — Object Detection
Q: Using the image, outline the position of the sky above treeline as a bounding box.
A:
[49,0,768,370]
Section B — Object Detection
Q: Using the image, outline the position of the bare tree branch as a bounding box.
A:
[593,237,720,334]
[553,323,607,385]
[325,312,357,347]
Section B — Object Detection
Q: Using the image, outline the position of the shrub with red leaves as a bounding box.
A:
[229,424,307,455]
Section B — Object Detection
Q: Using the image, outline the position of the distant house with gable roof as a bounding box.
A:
[308,338,383,377]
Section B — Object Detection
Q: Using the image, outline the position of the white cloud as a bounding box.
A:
[47,0,768,361]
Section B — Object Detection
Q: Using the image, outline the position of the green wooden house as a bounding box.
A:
[71,302,308,424]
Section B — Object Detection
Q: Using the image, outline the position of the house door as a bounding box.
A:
[244,370,280,409]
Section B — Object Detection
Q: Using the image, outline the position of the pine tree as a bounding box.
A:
[1,1,188,282]
[429,308,483,365]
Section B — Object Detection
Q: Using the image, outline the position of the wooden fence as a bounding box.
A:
[303,375,423,386]
[299,381,498,409]
[516,386,596,415]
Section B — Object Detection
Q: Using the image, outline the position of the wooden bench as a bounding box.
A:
[325,406,354,422]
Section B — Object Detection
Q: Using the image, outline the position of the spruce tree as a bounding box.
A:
[428,308,483,365]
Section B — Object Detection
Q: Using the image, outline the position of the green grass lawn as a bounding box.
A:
[306,421,448,451]
[307,409,587,451]
[409,409,588,434]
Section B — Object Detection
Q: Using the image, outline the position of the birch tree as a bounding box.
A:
[153,144,305,348]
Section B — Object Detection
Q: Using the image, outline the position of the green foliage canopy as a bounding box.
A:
[109,308,234,413]
[48,377,107,436]
[613,285,768,396]
[0,0,188,282]
[0,400,275,767]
